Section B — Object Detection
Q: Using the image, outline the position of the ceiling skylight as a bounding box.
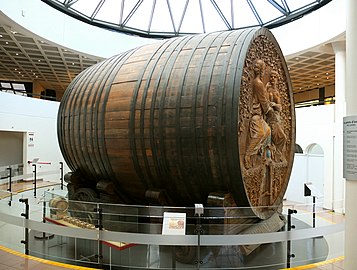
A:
[42,0,332,38]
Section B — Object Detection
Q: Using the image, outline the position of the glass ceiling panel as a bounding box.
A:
[124,0,153,32]
[168,0,190,33]
[200,1,232,33]
[179,0,204,34]
[41,0,334,38]
[250,0,285,24]
[95,0,122,25]
[285,0,316,11]
[121,0,141,25]
[232,0,260,29]
[70,0,101,18]
[150,0,176,33]
[214,0,233,27]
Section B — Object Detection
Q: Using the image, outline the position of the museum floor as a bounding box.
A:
[0,181,345,270]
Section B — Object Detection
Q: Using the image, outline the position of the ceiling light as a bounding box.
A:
[72,63,75,65]
[299,87,302,90]
[40,40,44,43]
[10,30,17,34]
[14,68,17,71]
[0,34,2,38]
[38,59,41,62]
[15,53,19,56]
[326,72,329,75]
[317,83,320,86]
[295,57,299,60]
[326,77,329,79]
[36,76,38,78]
[5,41,8,44]
[314,75,317,78]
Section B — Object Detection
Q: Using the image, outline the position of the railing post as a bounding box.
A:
[6,167,12,206]
[20,198,29,255]
[59,162,64,190]
[287,208,297,268]
[94,205,103,268]
[194,204,204,269]
[34,198,54,240]
[312,196,316,228]
[32,164,37,197]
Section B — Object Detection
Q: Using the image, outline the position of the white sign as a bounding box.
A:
[343,115,357,180]
[161,212,186,235]
[28,132,35,147]
[305,183,323,198]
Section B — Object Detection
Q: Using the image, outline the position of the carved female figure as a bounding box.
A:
[244,59,273,169]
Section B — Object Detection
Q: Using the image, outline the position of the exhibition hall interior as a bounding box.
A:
[0,0,354,269]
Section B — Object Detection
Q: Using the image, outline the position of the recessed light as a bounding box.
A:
[15,68,17,71]
[72,63,75,65]
[5,41,8,44]
[326,77,329,79]
[317,83,320,85]
[326,72,329,75]
[0,34,2,38]
[33,73,36,75]
[15,53,19,56]
[314,75,317,78]
[40,40,44,43]
[295,57,299,60]
[36,76,38,78]
[299,87,302,90]
[18,71,21,74]
[38,59,41,62]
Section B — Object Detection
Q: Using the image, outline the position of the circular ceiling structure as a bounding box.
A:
[41,0,332,39]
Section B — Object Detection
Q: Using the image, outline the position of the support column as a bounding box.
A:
[32,80,45,98]
[345,0,357,269]
[332,41,346,213]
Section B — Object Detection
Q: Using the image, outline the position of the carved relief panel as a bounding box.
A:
[238,34,295,218]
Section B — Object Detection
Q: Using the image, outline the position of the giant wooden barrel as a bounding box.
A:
[58,28,295,219]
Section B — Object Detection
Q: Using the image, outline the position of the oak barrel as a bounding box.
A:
[58,28,295,219]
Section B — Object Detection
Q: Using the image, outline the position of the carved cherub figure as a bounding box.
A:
[266,70,287,162]
[244,59,273,169]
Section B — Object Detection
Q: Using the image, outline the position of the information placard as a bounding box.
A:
[161,212,186,235]
[343,115,357,180]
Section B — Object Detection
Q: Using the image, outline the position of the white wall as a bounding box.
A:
[286,104,343,211]
[272,0,346,56]
[287,153,324,205]
[0,92,70,182]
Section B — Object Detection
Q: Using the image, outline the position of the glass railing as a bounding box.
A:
[0,186,345,269]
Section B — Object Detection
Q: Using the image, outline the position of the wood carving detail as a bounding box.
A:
[239,35,293,211]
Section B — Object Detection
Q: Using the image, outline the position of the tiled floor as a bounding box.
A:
[0,181,347,269]
[288,257,344,269]
[0,245,98,270]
